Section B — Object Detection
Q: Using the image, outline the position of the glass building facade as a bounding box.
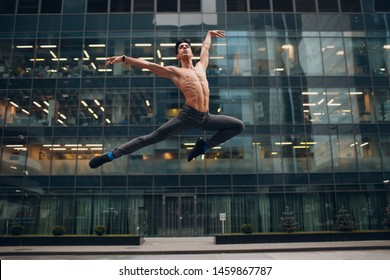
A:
[1,0,390,237]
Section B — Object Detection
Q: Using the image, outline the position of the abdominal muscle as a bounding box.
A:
[174,68,210,112]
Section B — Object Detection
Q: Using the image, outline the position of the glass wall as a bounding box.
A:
[0,0,389,236]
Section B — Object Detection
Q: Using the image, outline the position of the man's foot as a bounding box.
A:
[187,137,208,162]
[89,153,112,169]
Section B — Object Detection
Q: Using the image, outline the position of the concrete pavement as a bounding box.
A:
[1,237,390,257]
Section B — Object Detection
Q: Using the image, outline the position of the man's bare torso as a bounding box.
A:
[169,63,209,112]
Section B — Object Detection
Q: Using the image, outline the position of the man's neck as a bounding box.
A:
[179,58,194,69]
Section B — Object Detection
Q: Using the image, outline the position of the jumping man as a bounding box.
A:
[89,30,245,169]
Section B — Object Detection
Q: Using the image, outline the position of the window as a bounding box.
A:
[295,0,316,12]
[87,0,108,13]
[250,0,270,11]
[227,0,247,12]
[0,0,16,14]
[340,0,361,12]
[375,0,390,12]
[273,0,293,12]
[41,0,62,13]
[181,0,200,12]
[318,0,339,12]
[157,0,177,12]
[18,0,39,14]
[134,0,154,12]
[110,0,131,12]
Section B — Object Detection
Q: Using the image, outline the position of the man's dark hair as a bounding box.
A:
[175,39,191,54]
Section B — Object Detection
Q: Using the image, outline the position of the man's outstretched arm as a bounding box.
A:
[105,55,175,78]
[199,30,225,69]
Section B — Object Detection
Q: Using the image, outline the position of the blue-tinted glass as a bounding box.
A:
[41,0,62,13]
[0,0,16,14]
[63,0,86,13]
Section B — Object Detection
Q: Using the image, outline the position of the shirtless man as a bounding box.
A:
[89,30,244,169]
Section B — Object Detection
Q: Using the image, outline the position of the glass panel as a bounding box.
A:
[344,37,369,76]
[87,0,107,13]
[6,90,31,126]
[375,89,390,122]
[326,90,352,124]
[331,128,358,172]
[63,0,86,13]
[41,0,62,13]
[0,40,11,78]
[18,0,39,14]
[375,0,390,12]
[295,0,316,12]
[29,90,49,126]
[154,138,179,174]
[130,37,155,76]
[308,135,333,172]
[181,0,200,12]
[134,0,154,12]
[1,137,28,175]
[340,0,361,13]
[226,35,251,75]
[367,37,390,76]
[302,89,328,124]
[349,90,375,123]
[34,39,59,78]
[11,39,35,78]
[107,37,130,76]
[58,38,83,78]
[256,135,283,173]
[226,0,247,12]
[110,0,131,12]
[102,89,128,125]
[132,14,155,30]
[50,137,77,175]
[356,134,381,171]
[157,0,177,12]
[318,0,339,12]
[380,134,390,171]
[38,15,61,33]
[298,36,323,75]
[26,137,53,175]
[273,0,293,12]
[321,37,347,75]
[250,37,271,75]
[0,0,16,14]
[83,38,108,77]
[250,0,270,11]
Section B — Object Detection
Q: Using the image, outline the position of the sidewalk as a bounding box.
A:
[1,237,390,256]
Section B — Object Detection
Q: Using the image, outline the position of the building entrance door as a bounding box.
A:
[162,195,197,237]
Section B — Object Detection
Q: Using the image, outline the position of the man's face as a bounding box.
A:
[176,42,193,58]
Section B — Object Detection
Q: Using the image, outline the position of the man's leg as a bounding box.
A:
[187,114,245,161]
[89,113,196,168]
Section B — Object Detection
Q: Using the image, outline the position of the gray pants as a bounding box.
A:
[112,104,245,158]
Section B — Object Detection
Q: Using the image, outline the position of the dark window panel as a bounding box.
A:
[295,0,316,12]
[157,0,177,12]
[41,0,62,13]
[18,0,39,14]
[227,0,247,12]
[273,0,293,12]
[134,0,154,12]
[87,0,108,13]
[318,0,339,12]
[181,0,200,12]
[340,0,361,12]
[0,0,16,14]
[110,0,131,12]
[375,0,390,12]
[250,0,270,11]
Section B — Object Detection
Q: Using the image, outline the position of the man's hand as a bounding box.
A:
[209,30,225,38]
[105,56,123,66]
